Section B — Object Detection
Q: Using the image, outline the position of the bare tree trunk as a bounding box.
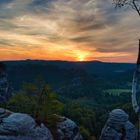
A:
[132,39,140,135]
[132,70,139,113]
[132,0,140,16]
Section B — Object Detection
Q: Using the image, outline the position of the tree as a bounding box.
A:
[113,0,140,16]
[7,81,64,123]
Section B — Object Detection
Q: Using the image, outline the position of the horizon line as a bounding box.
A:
[0,59,135,64]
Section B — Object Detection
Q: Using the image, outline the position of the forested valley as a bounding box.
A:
[2,60,138,140]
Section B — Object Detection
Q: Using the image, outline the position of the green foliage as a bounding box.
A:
[79,126,90,140]
[7,92,36,114]
[6,79,136,140]
[104,89,131,96]
[7,81,64,124]
[5,61,139,139]
[62,103,96,138]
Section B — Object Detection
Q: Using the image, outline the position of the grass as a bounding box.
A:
[104,89,131,96]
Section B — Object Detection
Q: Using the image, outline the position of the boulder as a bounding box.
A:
[0,108,53,140]
[0,108,83,140]
[57,116,82,140]
[100,109,138,140]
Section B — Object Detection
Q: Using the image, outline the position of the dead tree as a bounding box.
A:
[113,0,140,16]
[132,39,140,134]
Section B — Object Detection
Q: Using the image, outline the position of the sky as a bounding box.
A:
[0,0,139,62]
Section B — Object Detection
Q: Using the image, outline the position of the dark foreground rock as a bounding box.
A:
[57,116,82,140]
[0,108,53,140]
[0,108,82,140]
[100,109,138,140]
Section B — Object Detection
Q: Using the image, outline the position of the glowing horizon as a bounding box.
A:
[0,0,139,63]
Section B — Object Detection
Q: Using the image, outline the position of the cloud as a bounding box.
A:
[0,0,139,62]
[0,0,13,6]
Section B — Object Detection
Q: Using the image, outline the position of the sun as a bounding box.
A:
[78,55,85,61]
[77,53,87,61]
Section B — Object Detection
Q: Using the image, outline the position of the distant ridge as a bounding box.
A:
[0,59,134,65]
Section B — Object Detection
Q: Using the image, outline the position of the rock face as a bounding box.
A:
[0,108,53,140]
[57,117,83,140]
[0,108,83,140]
[0,63,12,102]
[100,109,138,140]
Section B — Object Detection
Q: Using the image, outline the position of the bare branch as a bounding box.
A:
[113,0,140,16]
[132,0,140,16]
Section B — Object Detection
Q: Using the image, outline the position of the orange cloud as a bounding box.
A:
[0,0,139,62]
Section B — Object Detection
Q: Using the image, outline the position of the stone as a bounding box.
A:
[99,109,138,140]
[57,117,82,140]
[0,108,53,140]
[0,108,83,140]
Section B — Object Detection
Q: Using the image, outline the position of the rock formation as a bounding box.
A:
[0,108,53,140]
[0,107,82,140]
[99,109,138,140]
[57,116,82,140]
[0,63,12,102]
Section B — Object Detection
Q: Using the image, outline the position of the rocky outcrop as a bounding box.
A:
[0,108,53,140]
[0,108,82,140]
[57,116,82,140]
[100,109,138,140]
[0,63,12,102]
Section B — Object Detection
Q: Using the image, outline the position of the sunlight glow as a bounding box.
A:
[77,52,87,61]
